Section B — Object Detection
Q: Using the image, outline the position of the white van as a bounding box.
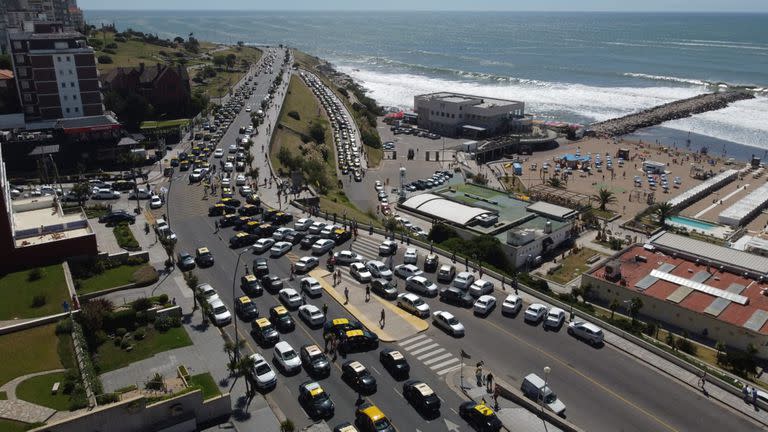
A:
[521,373,566,416]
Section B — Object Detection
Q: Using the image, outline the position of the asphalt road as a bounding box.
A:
[160,47,759,432]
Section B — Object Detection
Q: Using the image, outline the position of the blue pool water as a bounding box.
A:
[667,216,718,231]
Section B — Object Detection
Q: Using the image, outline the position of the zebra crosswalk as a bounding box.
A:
[398,334,462,376]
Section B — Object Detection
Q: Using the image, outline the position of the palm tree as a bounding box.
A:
[628,297,644,323]
[184,271,199,310]
[160,236,176,266]
[593,187,617,211]
[546,177,563,188]
[609,298,620,320]
[654,202,675,228]
[280,420,295,432]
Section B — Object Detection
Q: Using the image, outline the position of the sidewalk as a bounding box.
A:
[0,369,65,424]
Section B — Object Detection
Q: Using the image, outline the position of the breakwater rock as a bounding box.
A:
[589,91,754,137]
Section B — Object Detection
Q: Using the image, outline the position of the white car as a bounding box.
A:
[270,241,292,257]
[196,283,219,303]
[453,272,475,290]
[273,341,302,375]
[410,226,427,237]
[189,168,204,182]
[308,221,327,235]
[224,162,234,172]
[298,304,325,326]
[366,260,393,280]
[501,295,523,316]
[374,180,384,192]
[378,240,398,256]
[295,256,319,273]
[469,279,494,298]
[350,262,372,283]
[544,307,566,329]
[273,227,294,241]
[228,144,238,153]
[253,238,276,253]
[207,298,232,326]
[236,174,247,186]
[249,353,277,389]
[394,264,423,279]
[149,195,163,209]
[524,304,548,324]
[405,275,438,297]
[278,288,303,309]
[295,218,313,231]
[214,148,224,158]
[567,321,605,345]
[473,295,496,316]
[93,188,120,200]
[245,105,251,112]
[403,248,418,265]
[300,277,323,297]
[155,218,177,242]
[397,293,430,318]
[432,310,465,337]
[333,250,364,265]
[312,239,335,255]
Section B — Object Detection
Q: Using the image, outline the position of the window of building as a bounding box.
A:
[65,108,70,113]
[13,41,22,50]
[18,68,26,77]
[23,94,32,102]
[25,106,34,113]
[57,56,61,62]
[69,69,73,75]
[73,95,77,100]
[15,54,24,64]
[21,81,29,89]
[66,56,70,61]
[70,82,75,87]
[63,95,68,100]
[75,107,79,112]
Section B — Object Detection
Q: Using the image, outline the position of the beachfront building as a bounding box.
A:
[7,21,103,121]
[414,92,527,138]
[400,184,577,269]
[718,182,768,227]
[582,231,768,359]
[666,169,738,210]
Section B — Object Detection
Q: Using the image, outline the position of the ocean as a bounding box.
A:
[85,11,768,152]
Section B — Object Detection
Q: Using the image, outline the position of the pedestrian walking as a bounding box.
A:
[290,263,295,280]
[332,272,337,286]
[214,220,219,233]
[365,285,371,302]
[322,303,328,316]
[752,387,758,405]
[486,372,494,393]
[475,365,483,387]
[379,308,386,328]
[301,292,307,305]
[337,269,342,283]
[344,286,349,305]
[698,370,707,392]
[743,384,751,403]
[324,332,331,353]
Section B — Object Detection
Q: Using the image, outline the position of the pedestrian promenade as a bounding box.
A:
[0,369,65,424]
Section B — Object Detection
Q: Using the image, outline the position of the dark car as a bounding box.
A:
[337,329,379,354]
[253,258,269,277]
[234,296,259,321]
[238,204,261,216]
[274,211,293,225]
[251,317,279,347]
[284,231,306,245]
[379,348,410,380]
[331,229,352,245]
[341,360,377,395]
[269,305,295,332]
[219,214,240,228]
[300,344,331,378]
[323,317,363,336]
[298,381,335,420]
[371,278,398,300]
[301,234,322,249]
[245,193,261,206]
[230,232,258,248]
[424,253,439,272]
[240,274,263,296]
[177,251,196,271]
[98,210,136,225]
[263,208,280,222]
[218,198,242,208]
[261,274,284,293]
[195,247,215,267]
[403,380,441,414]
[440,287,474,308]
[208,204,237,217]
[459,402,502,432]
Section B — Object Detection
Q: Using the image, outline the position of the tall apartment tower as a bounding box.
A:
[8,22,103,121]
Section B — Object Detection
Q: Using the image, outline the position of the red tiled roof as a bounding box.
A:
[591,245,768,334]
[0,70,14,80]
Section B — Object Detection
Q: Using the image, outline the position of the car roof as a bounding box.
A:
[347,361,366,372]
[413,382,434,396]
[281,288,298,295]
[436,310,454,319]
[477,295,495,301]
[255,317,271,327]
[385,350,404,360]
[359,404,385,421]
[275,341,293,352]
[272,305,288,314]
[302,277,319,284]
[236,296,252,304]
[303,344,322,355]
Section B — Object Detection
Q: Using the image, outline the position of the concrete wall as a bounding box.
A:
[2,233,98,273]
[581,273,768,359]
[30,390,232,432]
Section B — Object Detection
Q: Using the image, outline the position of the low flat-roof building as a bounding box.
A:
[414,92,526,138]
[582,231,768,359]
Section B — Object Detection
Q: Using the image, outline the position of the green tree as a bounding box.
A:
[593,187,617,211]
[309,122,326,144]
[225,53,237,70]
[383,217,399,234]
[715,341,727,365]
[654,202,675,228]
[213,54,227,69]
[78,298,114,335]
[160,236,176,266]
[547,177,563,188]
[609,298,620,320]
[72,181,92,207]
[183,271,199,310]
[428,223,459,243]
[628,297,644,323]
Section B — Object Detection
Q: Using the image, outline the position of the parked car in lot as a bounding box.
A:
[437,264,456,283]
[379,240,398,256]
[394,264,423,279]
[295,218,313,231]
[469,279,494,298]
[371,278,398,300]
[473,295,496,316]
[439,287,474,308]
[312,239,335,255]
[524,303,548,324]
[567,321,604,346]
[270,241,292,257]
[501,295,522,316]
[405,275,438,297]
[423,253,439,272]
[403,248,418,264]
[149,195,163,209]
[92,188,120,200]
[453,272,475,290]
[295,256,319,273]
[350,262,372,283]
[544,307,566,329]
[298,304,326,327]
[333,250,364,265]
[253,238,276,253]
[300,277,323,297]
[521,373,566,416]
[99,210,135,225]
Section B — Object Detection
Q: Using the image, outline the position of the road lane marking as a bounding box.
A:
[402,339,434,351]
[410,343,440,356]
[371,366,382,376]
[417,348,446,361]
[422,352,452,365]
[398,334,429,347]
[436,364,461,376]
[430,358,459,370]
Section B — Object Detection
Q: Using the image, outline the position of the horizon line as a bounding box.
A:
[82,9,768,13]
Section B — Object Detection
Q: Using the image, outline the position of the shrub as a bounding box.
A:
[56,318,74,335]
[103,309,137,332]
[154,317,172,332]
[97,55,113,64]
[145,373,165,391]
[309,122,326,144]
[169,316,182,328]
[69,384,88,410]
[28,267,46,281]
[133,265,159,286]
[135,311,148,326]
[102,48,117,55]
[132,297,152,312]
[31,294,47,308]
[134,328,146,340]
[287,111,300,121]
[88,38,104,48]
[120,337,131,350]
[115,327,127,338]
[62,369,79,394]
[113,222,139,250]
[126,256,145,266]
[96,393,119,405]
[157,294,169,305]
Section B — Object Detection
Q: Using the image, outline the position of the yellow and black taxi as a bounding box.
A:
[221,187,234,198]
[298,381,335,420]
[379,348,410,379]
[263,208,280,222]
[235,216,255,230]
[234,296,259,321]
[300,344,331,377]
[269,305,295,332]
[240,274,263,296]
[337,328,379,354]
[179,160,191,171]
[323,317,362,336]
[208,203,237,217]
[402,380,441,414]
[250,317,279,347]
[170,157,180,167]
[331,228,352,245]
[332,422,358,432]
[458,401,502,432]
[238,204,261,216]
[341,360,377,395]
[219,214,240,228]
[355,402,395,432]
[229,232,258,248]
[218,197,242,208]
[245,193,261,206]
[195,247,215,267]
[255,223,276,238]
[273,211,293,225]
[243,220,262,234]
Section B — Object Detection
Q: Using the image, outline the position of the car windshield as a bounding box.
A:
[255,363,271,375]
[214,306,227,314]
[413,298,425,306]
[283,350,297,360]
[374,418,392,430]
[447,317,459,325]
[543,390,557,404]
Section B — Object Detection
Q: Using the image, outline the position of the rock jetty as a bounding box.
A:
[589,91,754,137]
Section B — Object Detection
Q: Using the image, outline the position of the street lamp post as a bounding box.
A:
[542,366,551,414]
[232,246,254,360]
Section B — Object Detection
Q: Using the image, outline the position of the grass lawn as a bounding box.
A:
[140,119,190,129]
[367,146,383,169]
[0,419,41,432]
[0,324,65,387]
[113,223,140,251]
[0,264,69,320]
[547,248,605,284]
[92,31,199,72]
[187,373,221,400]
[591,207,617,220]
[319,193,383,228]
[96,326,192,373]
[16,371,70,411]
[75,264,157,295]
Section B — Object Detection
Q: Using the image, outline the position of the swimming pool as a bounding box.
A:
[666,216,718,231]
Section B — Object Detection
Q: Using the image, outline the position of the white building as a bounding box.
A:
[414,92,525,138]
